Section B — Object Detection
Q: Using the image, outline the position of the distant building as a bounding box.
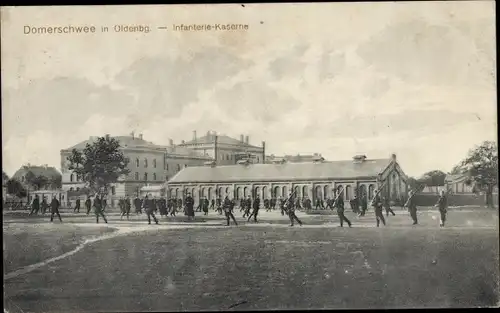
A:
[177,131,266,165]
[11,164,62,190]
[444,174,476,194]
[60,133,212,202]
[167,154,409,205]
[266,153,325,164]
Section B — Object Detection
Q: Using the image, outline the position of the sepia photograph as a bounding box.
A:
[1,2,498,311]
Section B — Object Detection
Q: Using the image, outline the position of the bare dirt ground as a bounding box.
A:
[3,208,499,311]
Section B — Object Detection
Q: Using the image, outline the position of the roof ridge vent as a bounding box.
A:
[352,155,367,163]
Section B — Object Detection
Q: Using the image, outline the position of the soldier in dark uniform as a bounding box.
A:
[41,197,48,215]
[264,198,271,212]
[74,198,81,213]
[350,196,359,215]
[143,195,159,224]
[29,195,40,216]
[102,197,108,212]
[335,192,351,227]
[247,196,260,223]
[404,190,418,225]
[223,196,238,226]
[210,199,215,211]
[177,198,183,215]
[243,196,252,218]
[278,197,285,216]
[325,197,334,210]
[85,196,92,215]
[170,198,177,216]
[360,193,368,216]
[134,196,142,215]
[434,190,448,227]
[315,198,324,210]
[286,197,303,226]
[372,191,386,227]
[304,197,312,211]
[50,195,62,223]
[203,197,209,215]
[382,196,396,217]
[159,196,167,216]
[93,195,108,224]
[216,197,222,215]
[119,198,126,217]
[270,198,276,211]
[185,193,195,221]
[123,195,131,220]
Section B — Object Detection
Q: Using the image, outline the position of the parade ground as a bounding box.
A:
[3,207,499,311]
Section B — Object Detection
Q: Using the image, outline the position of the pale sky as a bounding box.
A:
[1,2,497,177]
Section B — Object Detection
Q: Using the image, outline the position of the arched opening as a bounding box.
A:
[315,185,322,203]
[208,187,212,200]
[368,184,375,200]
[359,185,367,198]
[302,186,308,198]
[274,186,280,198]
[70,174,74,182]
[255,187,260,198]
[294,186,300,198]
[243,187,248,198]
[236,187,241,200]
[336,185,344,199]
[136,158,139,167]
[323,186,329,199]
[226,187,230,198]
[282,186,288,198]
[262,186,267,199]
[345,185,351,200]
[144,158,148,168]
[111,186,116,195]
[175,188,179,198]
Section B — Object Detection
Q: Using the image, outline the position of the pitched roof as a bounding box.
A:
[168,158,392,183]
[64,136,161,151]
[13,166,61,179]
[180,134,262,148]
[445,174,468,183]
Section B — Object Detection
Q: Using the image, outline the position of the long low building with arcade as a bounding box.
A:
[165,154,410,205]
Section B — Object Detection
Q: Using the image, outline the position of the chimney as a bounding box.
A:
[105,134,110,139]
[130,131,135,139]
[169,139,174,146]
[214,135,219,164]
[391,153,397,161]
[193,130,197,141]
[245,135,249,144]
[181,140,185,144]
[240,134,244,142]
[139,134,143,140]
[352,155,367,163]
[262,141,266,164]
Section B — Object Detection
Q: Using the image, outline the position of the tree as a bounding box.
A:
[24,171,50,190]
[48,176,62,189]
[6,179,27,198]
[459,141,498,208]
[66,136,130,195]
[420,170,447,186]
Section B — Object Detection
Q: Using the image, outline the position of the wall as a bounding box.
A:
[413,193,499,207]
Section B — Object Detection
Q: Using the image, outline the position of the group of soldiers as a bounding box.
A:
[26,186,450,228]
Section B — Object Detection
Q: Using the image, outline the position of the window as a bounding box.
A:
[153,159,156,168]
[302,186,308,198]
[274,186,281,198]
[282,186,288,197]
[345,185,351,200]
[144,173,148,181]
[111,186,116,195]
[144,158,148,168]
[262,186,267,199]
[324,186,329,199]
[135,172,139,180]
[153,173,157,181]
[76,187,80,191]
[166,164,169,171]
[257,157,260,163]
[368,184,375,200]
[177,164,181,172]
[243,187,248,198]
[184,164,188,168]
[136,158,139,167]
[236,187,241,200]
[70,187,74,191]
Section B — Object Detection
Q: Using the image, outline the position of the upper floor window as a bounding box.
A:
[144,158,148,168]
[166,164,169,171]
[153,159,157,168]
[144,173,148,181]
[136,158,140,167]
[70,174,74,182]
[153,173,157,181]
[111,186,116,195]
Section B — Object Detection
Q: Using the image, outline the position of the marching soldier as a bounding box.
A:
[185,193,195,221]
[124,195,131,220]
[264,198,271,212]
[134,195,142,215]
[203,197,209,215]
[382,196,396,217]
[41,197,48,215]
[223,196,238,226]
[270,197,276,211]
[74,198,81,213]
[50,195,62,223]
[304,197,312,211]
[119,198,126,218]
[170,198,177,217]
[286,196,303,227]
[360,193,368,216]
[278,197,285,216]
[405,190,419,225]
[315,198,324,210]
[350,195,359,215]
[216,197,222,214]
[335,191,351,227]
[243,196,252,218]
[93,195,108,224]
[29,195,40,216]
[85,196,92,215]
[102,197,108,212]
[248,195,260,223]
[372,191,386,227]
[210,199,215,211]
[434,190,448,227]
[143,195,159,225]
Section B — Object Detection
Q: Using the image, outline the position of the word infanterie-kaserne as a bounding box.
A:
[172,23,249,31]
